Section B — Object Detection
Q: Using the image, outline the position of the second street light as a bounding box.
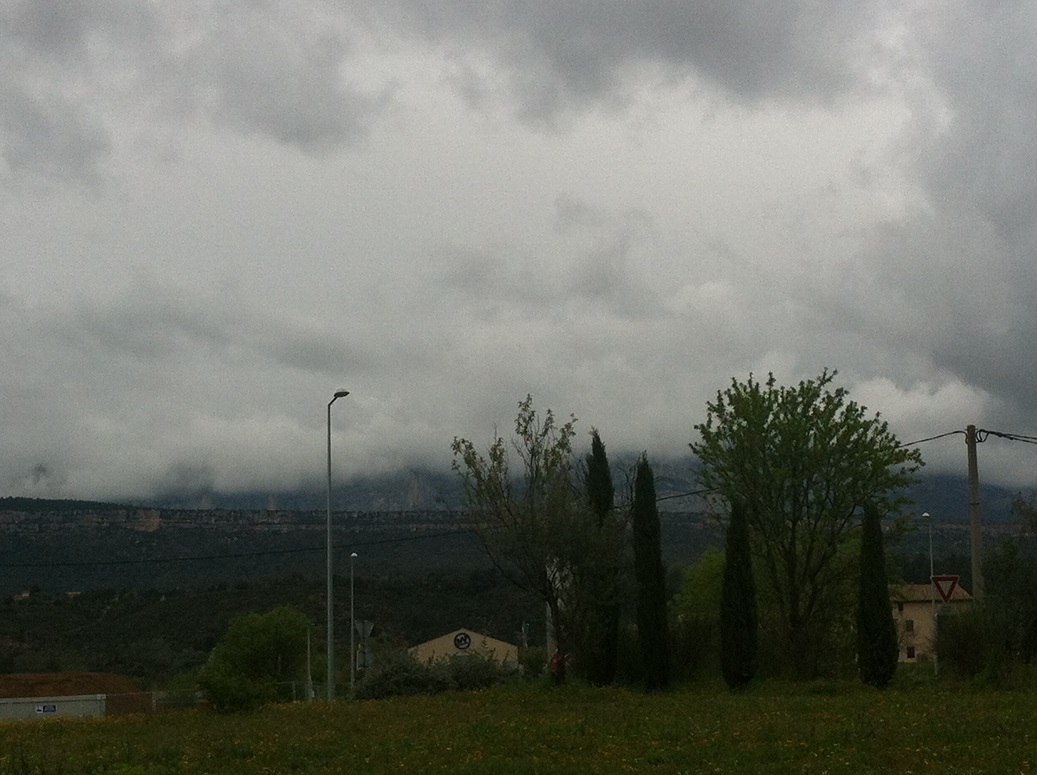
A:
[350,551,358,697]
[326,389,349,700]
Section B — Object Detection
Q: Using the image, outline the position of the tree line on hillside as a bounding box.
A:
[451,370,920,689]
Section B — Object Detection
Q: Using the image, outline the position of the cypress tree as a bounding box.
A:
[857,501,898,688]
[586,430,615,523]
[720,499,757,690]
[582,429,620,685]
[631,454,669,691]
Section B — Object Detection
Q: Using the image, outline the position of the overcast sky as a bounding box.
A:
[3,1,1036,503]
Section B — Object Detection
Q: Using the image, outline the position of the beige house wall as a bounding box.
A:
[892,583,972,663]
[410,629,518,666]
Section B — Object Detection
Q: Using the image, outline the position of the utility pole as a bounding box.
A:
[966,424,984,601]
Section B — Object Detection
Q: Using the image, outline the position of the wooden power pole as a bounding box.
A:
[966,424,984,600]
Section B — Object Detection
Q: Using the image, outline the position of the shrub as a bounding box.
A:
[198,659,270,713]
[518,646,546,678]
[436,654,518,691]
[935,605,1012,681]
[354,650,437,700]
[671,614,718,682]
[354,650,518,700]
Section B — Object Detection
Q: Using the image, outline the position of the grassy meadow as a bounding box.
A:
[1,677,1035,774]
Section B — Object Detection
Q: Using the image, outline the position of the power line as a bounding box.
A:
[898,427,1037,448]
[656,487,715,502]
[978,429,1037,446]
[898,430,966,447]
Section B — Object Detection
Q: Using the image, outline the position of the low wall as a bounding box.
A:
[0,694,105,721]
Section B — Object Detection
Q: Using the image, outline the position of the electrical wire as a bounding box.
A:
[978,429,1037,446]
[898,430,966,447]
[655,487,715,502]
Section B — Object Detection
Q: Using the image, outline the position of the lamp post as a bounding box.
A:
[326,389,349,700]
[924,512,934,584]
[350,551,358,697]
[924,511,937,675]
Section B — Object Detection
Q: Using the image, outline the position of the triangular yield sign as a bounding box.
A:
[932,575,960,603]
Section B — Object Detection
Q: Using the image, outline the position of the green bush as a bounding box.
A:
[354,650,437,700]
[435,654,518,691]
[518,646,546,678]
[198,658,271,713]
[935,605,1012,681]
[354,649,517,699]
[671,615,718,682]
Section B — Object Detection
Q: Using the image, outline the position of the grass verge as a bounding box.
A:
[1,679,1035,774]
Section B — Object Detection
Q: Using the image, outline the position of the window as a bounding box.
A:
[906,646,916,659]
[896,602,904,613]
[905,619,914,633]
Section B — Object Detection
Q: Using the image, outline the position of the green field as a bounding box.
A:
[2,679,1035,774]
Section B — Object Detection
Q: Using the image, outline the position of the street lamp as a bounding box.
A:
[326,389,349,700]
[924,511,937,675]
[350,551,358,697]
[924,512,934,583]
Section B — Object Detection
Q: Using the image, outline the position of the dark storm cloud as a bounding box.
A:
[1,0,158,181]
[45,287,375,378]
[1,1,379,182]
[165,2,378,152]
[433,197,659,322]
[0,88,110,183]
[896,3,1037,418]
[4,0,158,65]
[376,0,892,118]
[2,0,895,181]
[804,2,1037,431]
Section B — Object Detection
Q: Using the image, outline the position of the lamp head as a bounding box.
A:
[333,389,350,398]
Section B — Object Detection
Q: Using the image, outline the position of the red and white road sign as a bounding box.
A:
[932,575,960,603]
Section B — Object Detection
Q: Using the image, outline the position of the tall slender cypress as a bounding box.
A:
[721,499,758,689]
[631,454,669,691]
[582,429,620,685]
[857,501,898,688]
[586,430,615,525]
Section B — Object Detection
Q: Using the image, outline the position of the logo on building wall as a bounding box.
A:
[453,632,472,650]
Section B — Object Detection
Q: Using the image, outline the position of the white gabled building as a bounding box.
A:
[410,629,519,666]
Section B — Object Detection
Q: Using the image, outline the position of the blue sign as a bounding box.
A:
[453,632,471,650]
[35,704,57,714]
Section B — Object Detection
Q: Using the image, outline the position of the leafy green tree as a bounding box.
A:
[692,369,922,677]
[631,454,669,691]
[452,396,588,683]
[721,500,757,690]
[971,497,1037,668]
[199,605,310,712]
[673,548,725,621]
[856,502,898,688]
[985,539,1037,662]
[577,428,623,686]
[671,548,725,680]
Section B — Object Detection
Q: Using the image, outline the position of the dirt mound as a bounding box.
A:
[0,672,142,699]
